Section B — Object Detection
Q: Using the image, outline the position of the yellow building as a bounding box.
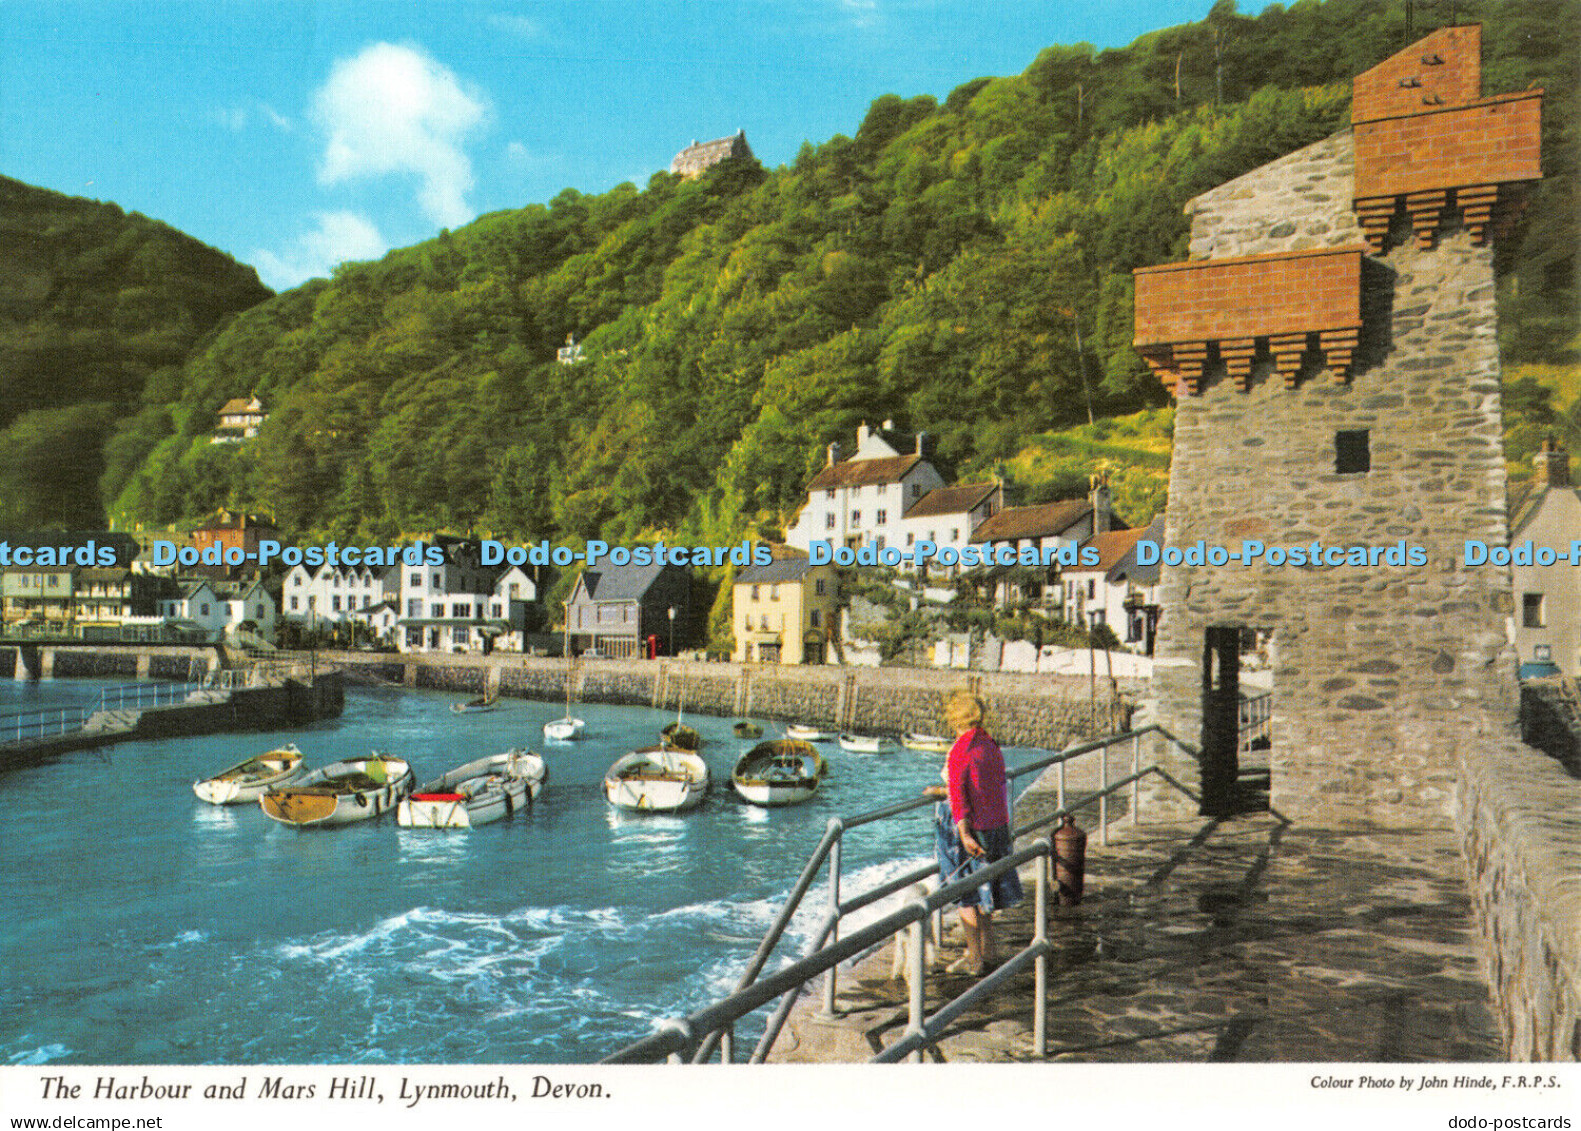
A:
[732,554,838,665]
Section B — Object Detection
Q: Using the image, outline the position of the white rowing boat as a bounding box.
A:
[901,732,952,754]
[397,749,547,829]
[603,746,709,813]
[193,744,306,805]
[785,724,832,742]
[259,753,415,828]
[731,740,825,807]
[837,733,894,753]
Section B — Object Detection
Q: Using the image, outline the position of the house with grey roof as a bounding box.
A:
[566,561,692,659]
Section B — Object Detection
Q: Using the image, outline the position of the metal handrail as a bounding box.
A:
[613,722,1206,1065]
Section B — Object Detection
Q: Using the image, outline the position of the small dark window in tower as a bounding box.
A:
[1335,429,1371,474]
[1522,593,1545,629]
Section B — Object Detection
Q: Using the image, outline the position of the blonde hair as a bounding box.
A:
[944,690,985,733]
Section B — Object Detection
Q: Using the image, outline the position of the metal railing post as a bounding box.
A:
[1034,847,1048,1058]
[719,1027,733,1065]
[1057,757,1066,811]
[1131,732,1141,826]
[822,836,842,1015]
[907,915,926,1064]
[1099,740,1109,847]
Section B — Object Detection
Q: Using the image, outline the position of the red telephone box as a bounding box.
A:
[647,634,659,659]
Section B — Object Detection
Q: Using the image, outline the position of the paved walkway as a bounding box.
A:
[768,808,1504,1063]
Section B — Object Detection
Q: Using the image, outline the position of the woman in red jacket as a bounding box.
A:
[928,690,1022,976]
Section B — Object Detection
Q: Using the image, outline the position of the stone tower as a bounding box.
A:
[1133,26,1542,823]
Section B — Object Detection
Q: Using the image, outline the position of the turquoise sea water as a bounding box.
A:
[0,679,1009,1065]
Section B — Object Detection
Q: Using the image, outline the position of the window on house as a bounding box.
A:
[851,511,861,525]
[332,596,341,612]
[290,596,299,611]
[453,603,471,618]
[815,579,826,596]
[751,585,759,600]
[906,533,915,546]
[430,603,443,618]
[911,484,921,498]
[770,585,779,601]
[826,489,836,500]
[1523,593,1546,628]
[1086,580,1095,600]
[408,599,422,617]
[876,509,887,524]
[810,609,821,628]
[200,603,209,615]
[826,513,836,530]
[1336,429,1370,474]
[431,573,442,588]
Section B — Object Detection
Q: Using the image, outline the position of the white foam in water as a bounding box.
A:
[9,1042,70,1065]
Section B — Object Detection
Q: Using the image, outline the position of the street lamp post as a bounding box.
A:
[667,606,676,657]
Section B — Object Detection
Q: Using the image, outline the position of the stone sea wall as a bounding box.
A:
[324,651,1129,750]
[1456,739,1581,1060]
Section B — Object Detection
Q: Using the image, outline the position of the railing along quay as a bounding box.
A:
[604,723,1208,1065]
[0,664,306,749]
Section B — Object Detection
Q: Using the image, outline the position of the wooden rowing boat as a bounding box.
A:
[193,744,306,805]
[900,731,952,754]
[451,694,499,714]
[259,753,415,828]
[731,740,825,807]
[603,746,709,813]
[397,749,547,829]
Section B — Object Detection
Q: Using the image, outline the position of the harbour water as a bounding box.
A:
[0,678,1030,1065]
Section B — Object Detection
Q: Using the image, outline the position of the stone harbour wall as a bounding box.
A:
[322,651,1129,751]
[1456,738,1581,1060]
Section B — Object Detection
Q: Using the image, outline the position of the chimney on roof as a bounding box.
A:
[1535,436,1571,488]
[915,431,931,458]
[1090,472,1113,535]
[882,418,894,431]
[857,421,870,448]
[826,441,841,468]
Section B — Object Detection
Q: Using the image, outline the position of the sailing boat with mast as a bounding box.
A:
[543,621,585,741]
[659,678,700,751]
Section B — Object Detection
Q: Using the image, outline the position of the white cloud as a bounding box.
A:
[312,42,490,229]
[253,211,388,290]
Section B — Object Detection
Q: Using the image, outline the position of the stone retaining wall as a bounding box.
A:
[1456,739,1581,1060]
[323,652,1129,750]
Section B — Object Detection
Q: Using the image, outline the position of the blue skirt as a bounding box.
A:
[933,802,1024,912]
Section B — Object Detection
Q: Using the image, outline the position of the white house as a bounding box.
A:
[218,578,277,644]
[397,537,513,654]
[969,480,1120,608]
[784,421,1004,568]
[484,565,538,652]
[281,563,393,628]
[159,580,228,636]
[350,600,400,646]
[212,396,267,443]
[1510,440,1581,676]
[1060,516,1163,653]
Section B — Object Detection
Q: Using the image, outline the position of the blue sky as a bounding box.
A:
[0,1,1221,290]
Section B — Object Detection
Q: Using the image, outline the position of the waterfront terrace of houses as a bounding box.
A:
[732,549,840,665]
[783,420,999,564]
[567,560,692,659]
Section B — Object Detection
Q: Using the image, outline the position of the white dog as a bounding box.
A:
[888,882,938,986]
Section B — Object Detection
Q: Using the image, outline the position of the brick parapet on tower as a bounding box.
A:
[1133,246,1365,394]
[1348,23,1541,253]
